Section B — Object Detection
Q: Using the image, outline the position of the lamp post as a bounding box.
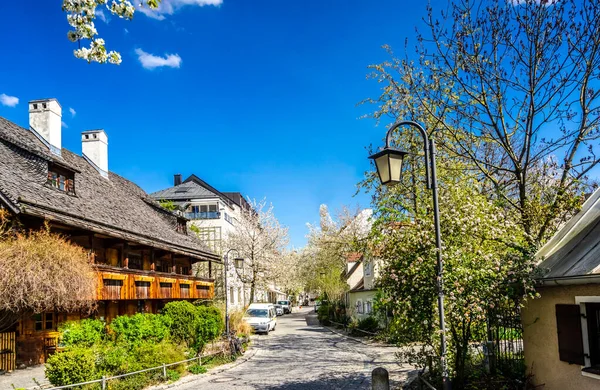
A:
[224,249,244,336]
[369,120,450,390]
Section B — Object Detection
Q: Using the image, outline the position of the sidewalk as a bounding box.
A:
[319,320,418,389]
[0,365,50,390]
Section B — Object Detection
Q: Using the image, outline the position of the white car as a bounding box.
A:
[243,303,277,334]
[277,300,292,314]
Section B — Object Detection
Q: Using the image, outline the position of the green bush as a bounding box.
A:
[317,304,330,325]
[196,305,224,349]
[109,313,172,346]
[96,343,132,375]
[107,374,152,390]
[45,347,97,386]
[188,364,207,374]
[59,319,106,348]
[355,316,380,335]
[162,301,201,348]
[132,341,187,373]
[166,369,180,382]
[161,302,223,351]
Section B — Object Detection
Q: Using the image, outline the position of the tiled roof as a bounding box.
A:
[536,188,600,279]
[150,174,235,209]
[0,116,219,262]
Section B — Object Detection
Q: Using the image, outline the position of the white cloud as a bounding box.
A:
[137,0,222,20]
[0,93,18,107]
[61,121,68,128]
[135,48,182,70]
[69,107,76,117]
[96,8,109,23]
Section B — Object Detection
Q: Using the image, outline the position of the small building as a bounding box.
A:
[522,188,600,389]
[0,99,220,368]
[344,253,380,320]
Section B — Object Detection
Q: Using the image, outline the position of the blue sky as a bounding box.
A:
[0,0,440,247]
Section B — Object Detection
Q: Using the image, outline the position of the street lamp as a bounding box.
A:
[224,249,244,336]
[369,120,450,390]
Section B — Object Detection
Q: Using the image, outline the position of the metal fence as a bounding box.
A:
[44,350,223,390]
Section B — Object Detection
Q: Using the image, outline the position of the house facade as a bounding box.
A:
[0,99,220,367]
[151,175,266,308]
[522,189,600,389]
[345,253,380,320]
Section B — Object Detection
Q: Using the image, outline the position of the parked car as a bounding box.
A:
[244,303,277,334]
[273,304,284,316]
[277,300,292,314]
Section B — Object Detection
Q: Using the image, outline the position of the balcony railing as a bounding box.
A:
[184,211,220,220]
[96,265,214,301]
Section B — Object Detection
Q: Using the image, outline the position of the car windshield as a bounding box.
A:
[277,301,289,305]
[246,309,268,317]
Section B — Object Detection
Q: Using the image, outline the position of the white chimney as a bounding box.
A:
[82,130,108,178]
[29,99,62,155]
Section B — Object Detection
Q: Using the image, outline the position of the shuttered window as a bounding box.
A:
[555,304,585,365]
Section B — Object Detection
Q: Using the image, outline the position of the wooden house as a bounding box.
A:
[0,99,221,368]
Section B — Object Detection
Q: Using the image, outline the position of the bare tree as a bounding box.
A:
[0,210,97,331]
[224,199,288,304]
[365,0,600,247]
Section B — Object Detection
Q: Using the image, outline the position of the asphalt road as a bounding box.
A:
[171,307,411,390]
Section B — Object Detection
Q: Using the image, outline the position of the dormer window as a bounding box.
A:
[47,164,75,195]
[176,217,187,235]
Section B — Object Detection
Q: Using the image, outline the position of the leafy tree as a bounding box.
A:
[302,205,371,303]
[371,161,537,387]
[364,0,599,248]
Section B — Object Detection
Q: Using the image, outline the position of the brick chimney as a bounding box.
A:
[174,174,182,186]
[29,99,62,155]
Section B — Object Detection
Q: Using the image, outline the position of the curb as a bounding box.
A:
[149,342,259,389]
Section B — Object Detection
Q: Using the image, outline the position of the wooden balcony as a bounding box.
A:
[96,265,214,301]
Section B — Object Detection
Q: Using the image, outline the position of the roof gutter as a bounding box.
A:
[538,274,600,286]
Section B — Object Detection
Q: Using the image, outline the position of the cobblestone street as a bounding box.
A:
[170,308,414,390]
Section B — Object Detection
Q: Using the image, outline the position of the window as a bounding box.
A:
[365,301,372,314]
[34,312,55,331]
[137,300,145,313]
[556,299,600,377]
[364,262,372,276]
[47,164,75,195]
[186,204,220,220]
[176,218,187,234]
[182,266,189,275]
[238,287,242,303]
[128,254,142,270]
[356,300,363,314]
[224,212,234,225]
[230,287,235,303]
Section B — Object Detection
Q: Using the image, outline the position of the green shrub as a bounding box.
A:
[132,341,187,373]
[107,374,152,390]
[166,369,180,382]
[162,301,200,348]
[188,364,207,374]
[95,343,132,375]
[355,316,379,335]
[196,305,224,349]
[109,313,172,346]
[317,304,330,325]
[59,318,106,348]
[45,347,97,386]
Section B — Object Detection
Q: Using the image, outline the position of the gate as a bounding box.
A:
[0,332,16,372]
